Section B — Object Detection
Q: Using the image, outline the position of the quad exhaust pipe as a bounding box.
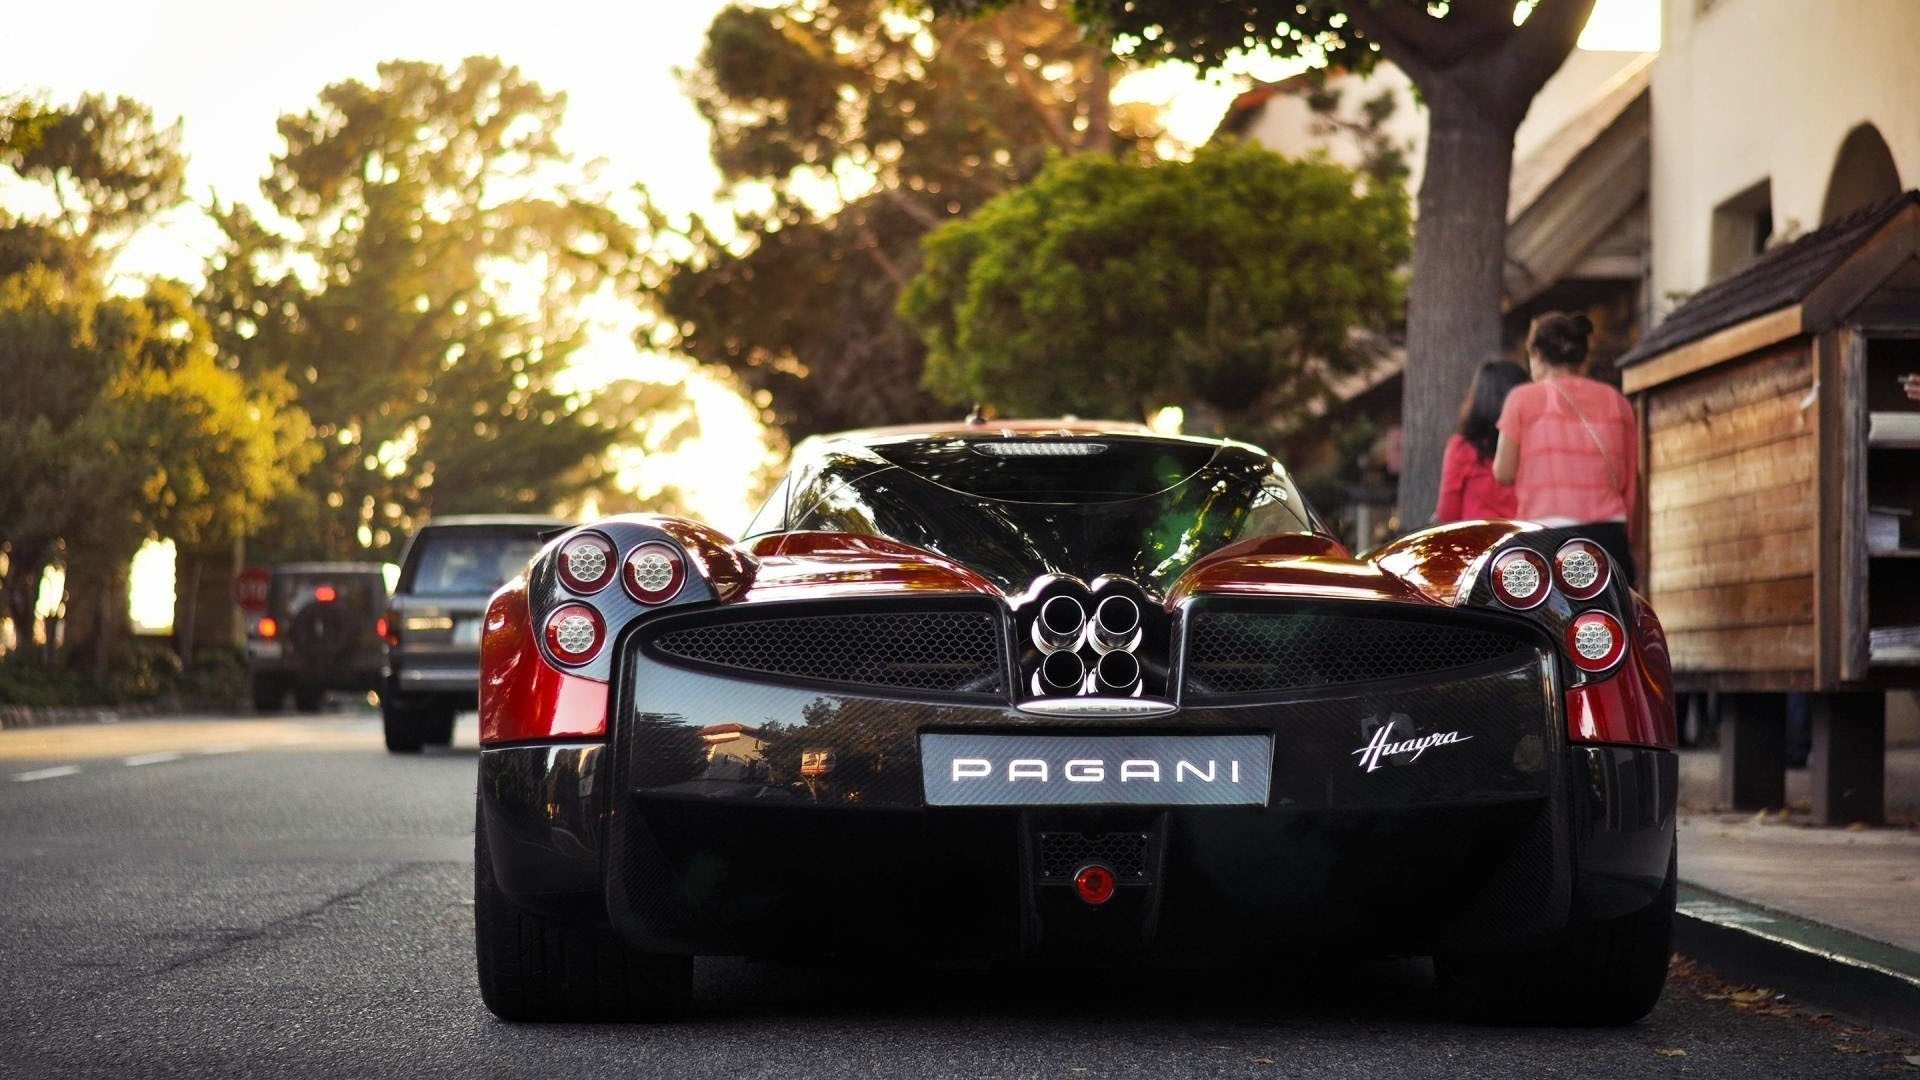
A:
[1031,595,1087,653]
[1087,649,1142,696]
[1032,649,1087,696]
[1090,595,1142,654]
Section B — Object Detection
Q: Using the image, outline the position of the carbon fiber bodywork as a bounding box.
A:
[473,588,1671,963]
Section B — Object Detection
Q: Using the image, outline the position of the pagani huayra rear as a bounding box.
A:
[474,424,1675,1024]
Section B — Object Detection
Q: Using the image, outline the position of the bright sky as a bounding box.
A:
[8,0,1657,629]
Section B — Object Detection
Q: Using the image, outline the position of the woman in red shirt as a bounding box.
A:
[1433,359,1528,523]
[1493,311,1640,585]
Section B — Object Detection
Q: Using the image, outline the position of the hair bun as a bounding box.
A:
[1572,313,1594,336]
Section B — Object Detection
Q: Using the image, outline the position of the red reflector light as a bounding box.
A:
[374,616,389,640]
[1566,610,1627,673]
[557,531,617,594]
[624,541,687,604]
[1553,540,1611,601]
[1073,863,1117,906]
[544,603,606,665]
[258,616,278,639]
[1490,549,1550,610]
[314,584,337,603]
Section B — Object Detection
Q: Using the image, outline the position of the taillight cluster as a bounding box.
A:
[1489,538,1625,675]
[540,530,689,667]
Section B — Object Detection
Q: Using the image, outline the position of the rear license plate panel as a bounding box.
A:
[920,732,1272,807]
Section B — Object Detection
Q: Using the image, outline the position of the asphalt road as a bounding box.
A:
[1,711,1915,1079]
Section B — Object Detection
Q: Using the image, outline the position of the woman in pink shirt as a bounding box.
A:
[1493,311,1640,585]
[1433,359,1527,523]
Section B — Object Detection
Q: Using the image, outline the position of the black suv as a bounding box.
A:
[246,562,389,712]
[379,515,567,752]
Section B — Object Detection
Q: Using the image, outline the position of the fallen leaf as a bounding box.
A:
[1834,1044,1868,1054]
[1904,1054,1920,1067]
[1250,1058,1275,1066]
[1655,1048,1688,1058]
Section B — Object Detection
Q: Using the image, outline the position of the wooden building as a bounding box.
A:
[1615,190,1920,824]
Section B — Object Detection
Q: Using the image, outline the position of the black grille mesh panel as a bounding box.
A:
[1037,832,1149,879]
[649,610,1003,694]
[1184,610,1532,697]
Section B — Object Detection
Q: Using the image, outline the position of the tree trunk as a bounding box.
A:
[173,538,242,663]
[62,552,132,682]
[1,551,50,659]
[1395,82,1519,530]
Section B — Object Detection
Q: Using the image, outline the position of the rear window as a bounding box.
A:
[275,573,381,617]
[865,437,1218,503]
[403,531,547,597]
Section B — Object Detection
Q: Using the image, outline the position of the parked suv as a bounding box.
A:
[379,515,568,752]
[246,562,389,712]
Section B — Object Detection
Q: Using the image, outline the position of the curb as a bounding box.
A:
[0,702,173,731]
[1676,882,1920,1037]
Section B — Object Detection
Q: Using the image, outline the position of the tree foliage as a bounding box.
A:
[902,140,1407,434]
[0,93,301,665]
[929,0,1599,527]
[202,57,689,560]
[651,0,1160,441]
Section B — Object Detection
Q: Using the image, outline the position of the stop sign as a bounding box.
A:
[234,567,272,612]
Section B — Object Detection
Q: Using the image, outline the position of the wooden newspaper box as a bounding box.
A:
[1616,191,1920,824]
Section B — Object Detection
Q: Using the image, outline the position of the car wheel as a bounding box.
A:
[382,700,426,754]
[1437,849,1675,1026]
[475,805,692,1022]
[425,708,457,746]
[293,684,326,713]
[250,675,286,713]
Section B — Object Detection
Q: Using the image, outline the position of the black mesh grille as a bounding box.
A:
[1037,832,1149,879]
[1184,610,1533,698]
[648,610,1003,694]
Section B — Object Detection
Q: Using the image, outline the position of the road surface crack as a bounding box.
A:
[137,865,416,982]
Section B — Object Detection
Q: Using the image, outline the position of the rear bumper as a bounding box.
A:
[479,646,1674,961]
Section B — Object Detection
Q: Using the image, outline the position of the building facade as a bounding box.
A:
[1650,0,1920,313]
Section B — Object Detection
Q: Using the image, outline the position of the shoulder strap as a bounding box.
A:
[1548,380,1623,494]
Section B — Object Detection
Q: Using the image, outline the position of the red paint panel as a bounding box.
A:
[1168,556,1431,607]
[740,531,1003,601]
[479,582,608,746]
[1565,597,1677,749]
[1368,521,1526,606]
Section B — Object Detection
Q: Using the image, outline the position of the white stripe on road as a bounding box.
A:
[199,745,248,756]
[124,751,185,767]
[11,766,81,782]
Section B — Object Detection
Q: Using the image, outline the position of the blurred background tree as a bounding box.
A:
[901,140,1407,439]
[0,93,303,677]
[200,57,691,564]
[928,0,1599,534]
[646,0,1162,443]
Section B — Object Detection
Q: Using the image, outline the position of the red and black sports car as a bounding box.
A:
[474,422,1677,1024]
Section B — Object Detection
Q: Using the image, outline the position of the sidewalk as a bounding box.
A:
[1675,746,1920,1034]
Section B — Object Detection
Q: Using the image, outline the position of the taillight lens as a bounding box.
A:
[258,616,278,639]
[1490,549,1551,610]
[557,531,616,594]
[1553,539,1611,601]
[1566,610,1627,672]
[624,542,686,604]
[544,603,606,665]
[378,611,400,646]
[314,584,337,603]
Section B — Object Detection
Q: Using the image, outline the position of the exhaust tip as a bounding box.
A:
[1033,649,1087,696]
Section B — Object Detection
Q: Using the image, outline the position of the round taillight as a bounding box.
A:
[1566,610,1627,672]
[1073,863,1117,906]
[1490,549,1551,610]
[557,531,616,594]
[544,603,605,665]
[623,541,687,604]
[1554,539,1611,601]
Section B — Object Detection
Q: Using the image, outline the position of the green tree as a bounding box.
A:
[203,57,687,561]
[0,92,185,268]
[901,140,1407,436]
[929,0,1599,526]
[651,0,1160,441]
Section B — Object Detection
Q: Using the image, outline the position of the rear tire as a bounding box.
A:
[1438,849,1675,1026]
[382,700,425,754]
[475,806,692,1022]
[424,708,457,746]
[250,675,285,713]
